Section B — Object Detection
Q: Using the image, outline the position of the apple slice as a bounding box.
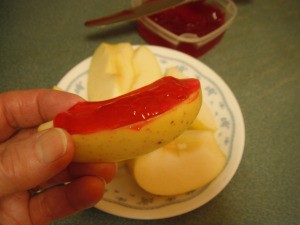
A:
[114,43,136,93]
[38,77,202,163]
[190,102,218,131]
[128,130,226,196]
[131,46,163,90]
[87,43,120,101]
[165,66,185,79]
[87,43,136,101]
[164,67,218,131]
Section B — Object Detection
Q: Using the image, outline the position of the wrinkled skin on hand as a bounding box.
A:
[0,89,116,225]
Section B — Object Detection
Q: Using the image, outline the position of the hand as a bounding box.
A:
[0,89,117,225]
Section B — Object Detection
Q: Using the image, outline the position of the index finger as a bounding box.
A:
[0,89,83,142]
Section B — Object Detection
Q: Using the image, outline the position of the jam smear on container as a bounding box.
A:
[137,0,226,57]
[53,77,200,135]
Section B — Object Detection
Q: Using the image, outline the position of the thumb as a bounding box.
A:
[0,128,74,197]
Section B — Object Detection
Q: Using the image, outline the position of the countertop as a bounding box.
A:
[0,0,299,224]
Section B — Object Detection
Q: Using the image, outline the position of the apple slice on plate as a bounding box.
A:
[87,43,163,101]
[128,130,226,196]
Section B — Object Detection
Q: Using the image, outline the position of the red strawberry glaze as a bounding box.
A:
[53,77,200,134]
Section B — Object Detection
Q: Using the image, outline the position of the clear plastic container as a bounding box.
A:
[131,0,237,57]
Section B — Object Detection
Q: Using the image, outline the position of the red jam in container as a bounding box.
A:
[132,0,237,57]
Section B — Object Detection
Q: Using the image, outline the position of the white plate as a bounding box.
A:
[57,45,245,220]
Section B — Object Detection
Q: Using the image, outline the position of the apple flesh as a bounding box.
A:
[87,43,135,101]
[131,46,162,90]
[87,43,162,101]
[165,66,186,79]
[128,130,226,196]
[190,102,218,131]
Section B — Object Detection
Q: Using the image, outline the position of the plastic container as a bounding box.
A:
[131,0,237,57]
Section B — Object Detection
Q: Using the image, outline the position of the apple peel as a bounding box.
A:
[38,77,202,163]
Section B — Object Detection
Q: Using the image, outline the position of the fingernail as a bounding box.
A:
[36,128,68,163]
